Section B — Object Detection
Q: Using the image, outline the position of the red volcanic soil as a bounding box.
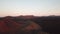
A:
[0,21,9,32]
[0,20,22,34]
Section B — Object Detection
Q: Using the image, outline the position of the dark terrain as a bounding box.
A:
[31,16,60,34]
[0,16,60,34]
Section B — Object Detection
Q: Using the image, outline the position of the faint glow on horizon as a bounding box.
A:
[0,0,60,17]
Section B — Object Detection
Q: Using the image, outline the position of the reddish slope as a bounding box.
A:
[0,21,9,32]
[0,18,41,34]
